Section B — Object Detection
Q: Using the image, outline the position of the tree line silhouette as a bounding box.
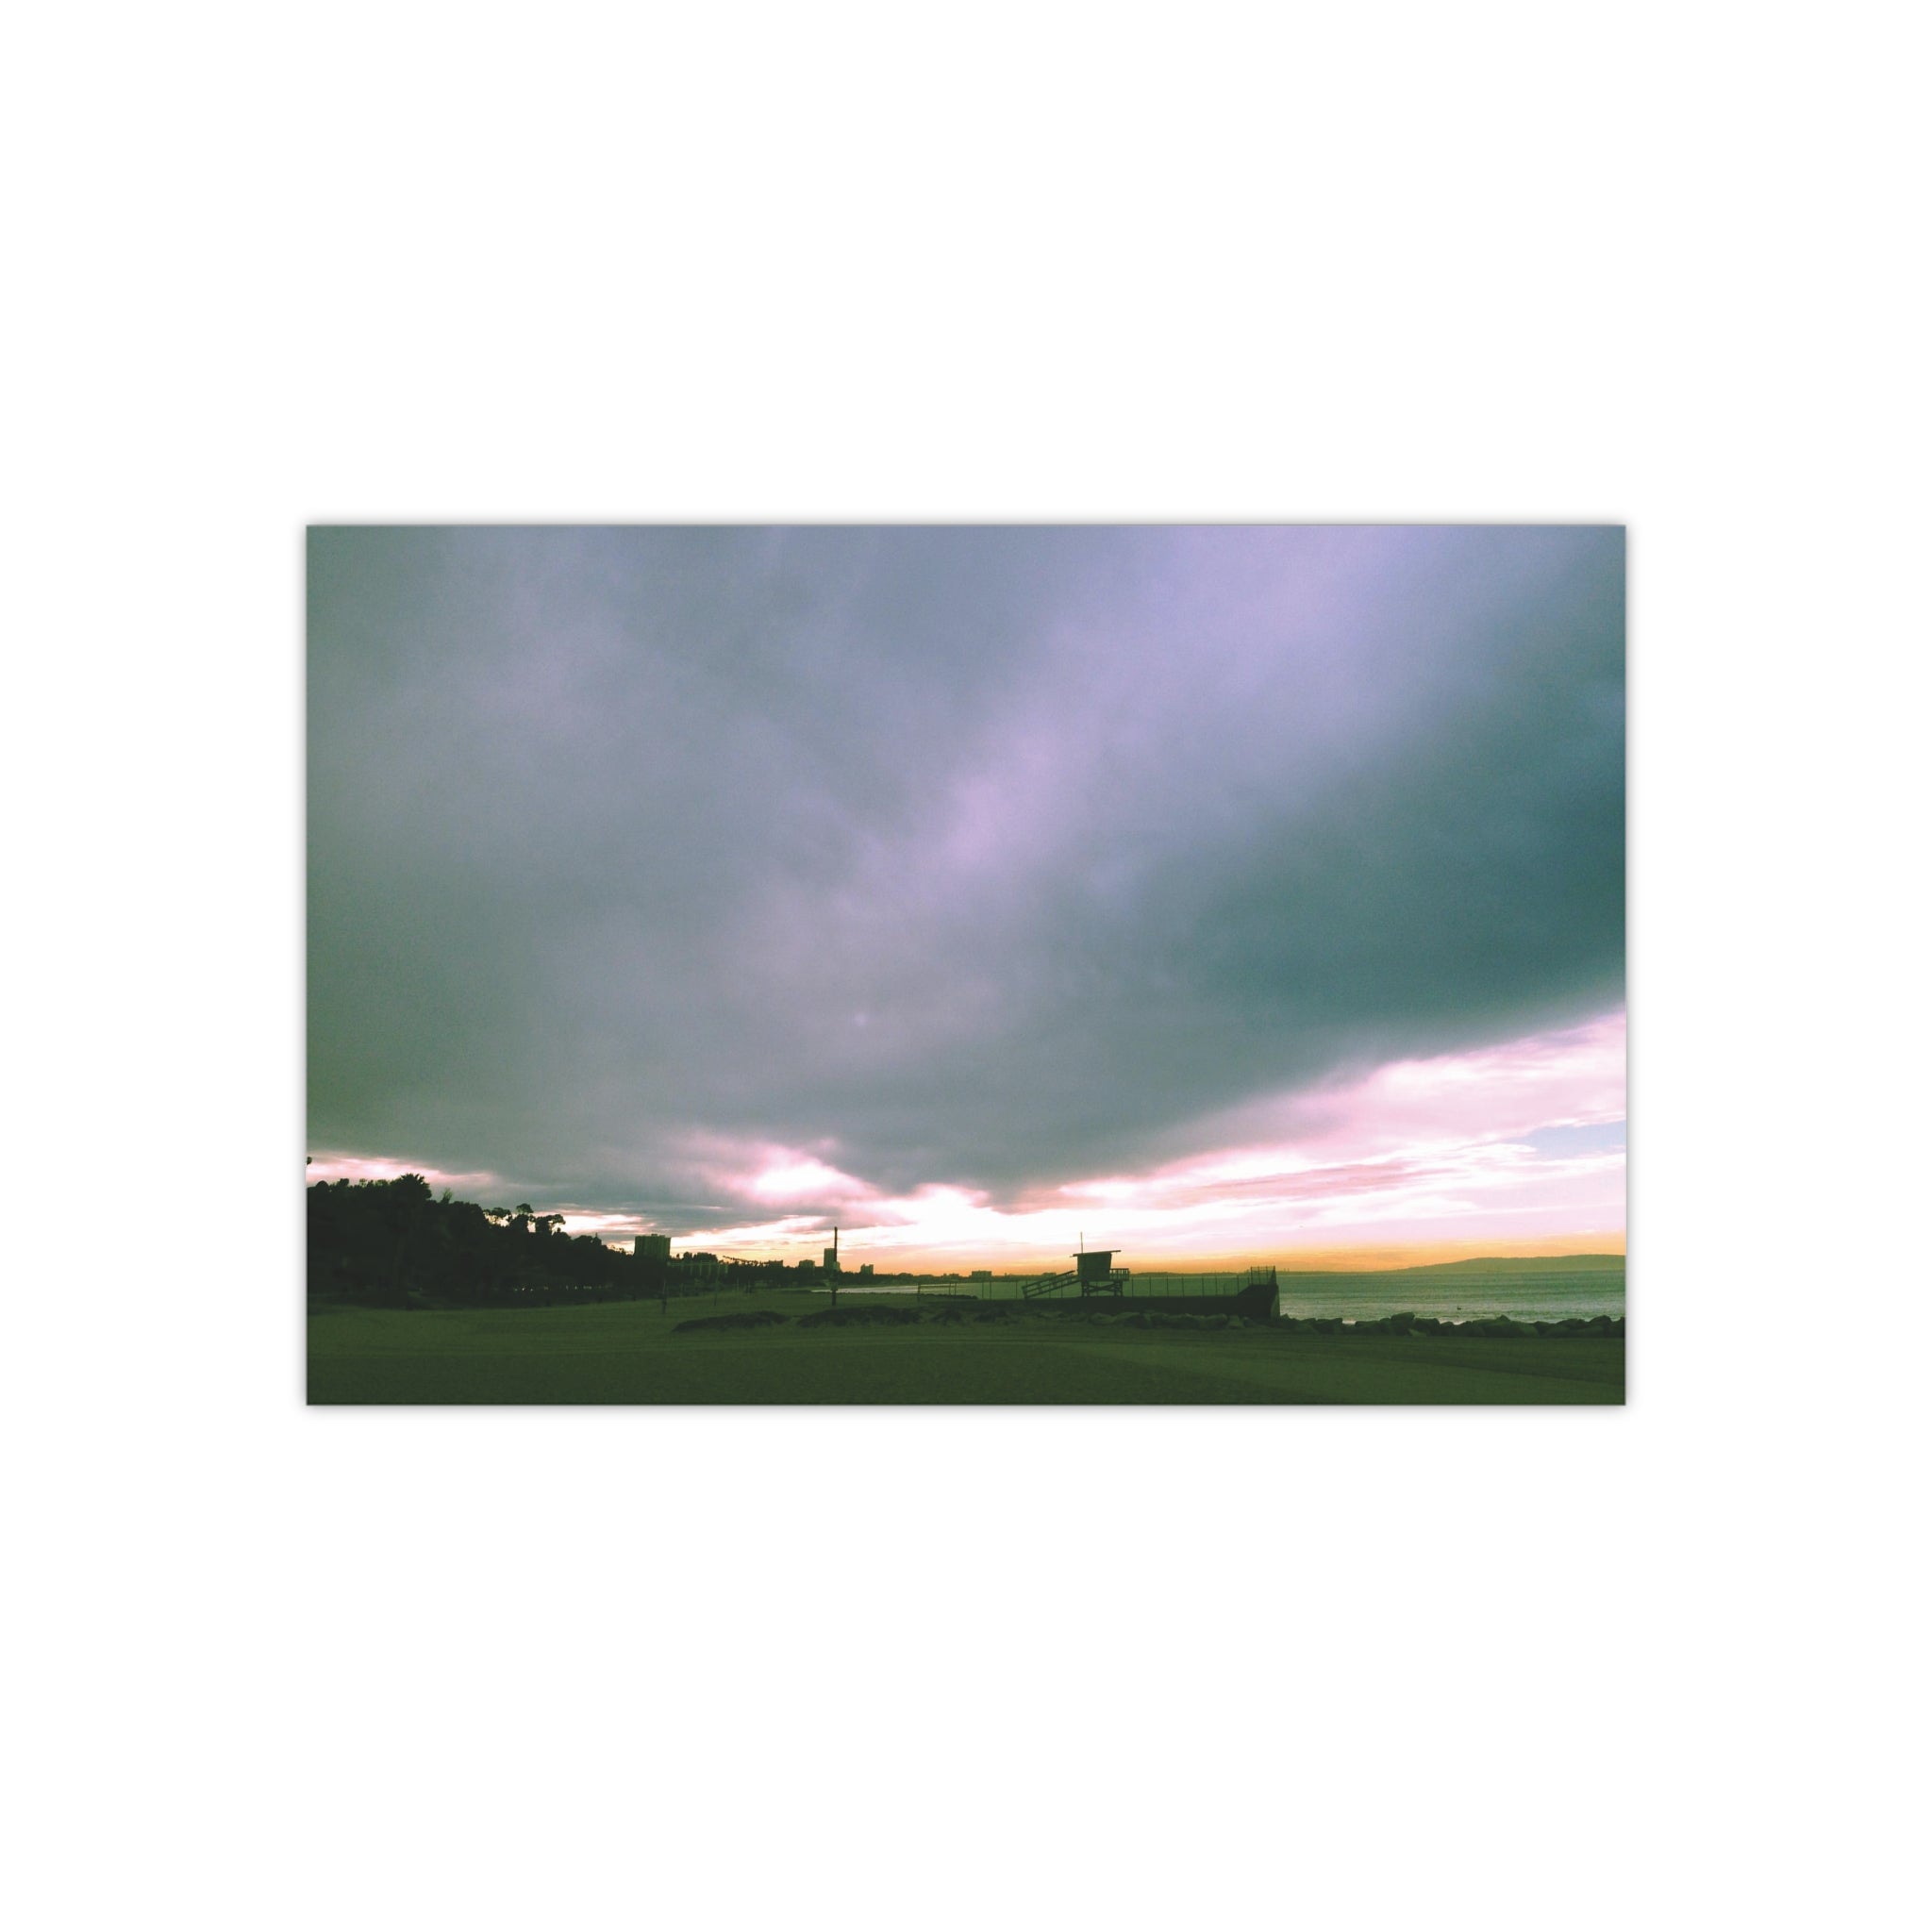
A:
[308,1174,696,1309]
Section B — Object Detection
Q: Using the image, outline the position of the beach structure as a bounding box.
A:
[1010,1241,1125,1299]
[989,1244,1280,1316]
[1075,1246,1121,1291]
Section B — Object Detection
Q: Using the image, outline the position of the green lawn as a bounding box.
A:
[308,1292,1624,1406]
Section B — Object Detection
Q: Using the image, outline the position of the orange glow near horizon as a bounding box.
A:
[1256,1234,1624,1274]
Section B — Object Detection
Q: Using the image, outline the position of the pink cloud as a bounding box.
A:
[673,1132,880,1210]
[1188,1010,1625,1165]
[669,1011,1625,1268]
[1024,1011,1625,1257]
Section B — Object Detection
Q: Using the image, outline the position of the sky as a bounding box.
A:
[308,525,1624,1270]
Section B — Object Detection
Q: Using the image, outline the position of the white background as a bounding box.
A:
[5,5,1925,1929]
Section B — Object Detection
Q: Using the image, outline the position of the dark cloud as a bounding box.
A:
[308,526,1623,1227]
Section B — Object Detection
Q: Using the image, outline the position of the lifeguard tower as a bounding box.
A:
[1074,1245,1123,1296]
[1019,1235,1128,1299]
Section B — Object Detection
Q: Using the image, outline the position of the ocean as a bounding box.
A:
[1276,1264,1625,1324]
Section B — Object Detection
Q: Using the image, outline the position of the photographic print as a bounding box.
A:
[308,525,1624,1404]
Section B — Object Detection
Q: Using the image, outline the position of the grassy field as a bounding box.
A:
[308,1291,1624,1406]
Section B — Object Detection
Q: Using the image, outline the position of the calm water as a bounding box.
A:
[1277,1267,1625,1324]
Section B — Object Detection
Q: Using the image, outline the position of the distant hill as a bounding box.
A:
[1391,1254,1624,1275]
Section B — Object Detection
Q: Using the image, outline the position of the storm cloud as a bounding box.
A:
[308,526,1623,1241]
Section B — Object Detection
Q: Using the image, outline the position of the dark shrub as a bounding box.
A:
[797,1304,923,1329]
[673,1310,790,1335]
